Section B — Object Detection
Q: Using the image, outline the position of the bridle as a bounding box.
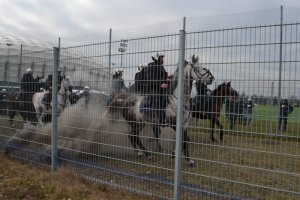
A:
[190,63,213,83]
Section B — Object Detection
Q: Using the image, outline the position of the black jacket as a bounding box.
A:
[45,74,64,91]
[21,74,36,92]
[280,100,293,117]
[146,61,168,93]
[134,68,147,93]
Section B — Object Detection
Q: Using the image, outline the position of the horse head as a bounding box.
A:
[227,81,239,100]
[216,81,238,100]
[61,76,73,93]
[186,55,214,85]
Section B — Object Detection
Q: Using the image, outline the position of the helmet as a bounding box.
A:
[152,52,164,61]
[247,98,252,101]
[83,86,90,92]
[138,63,148,71]
[1,89,6,93]
[26,68,33,74]
[115,68,124,75]
[57,68,62,73]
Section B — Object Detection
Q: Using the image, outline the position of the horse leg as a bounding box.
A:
[36,108,42,125]
[153,125,163,152]
[128,123,150,158]
[128,125,138,150]
[132,125,150,159]
[182,129,194,166]
[210,118,216,142]
[171,127,194,167]
[215,118,224,142]
[8,109,16,127]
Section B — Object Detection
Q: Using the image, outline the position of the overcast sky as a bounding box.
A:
[1,0,300,97]
[0,0,299,41]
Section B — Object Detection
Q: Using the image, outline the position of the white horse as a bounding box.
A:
[32,76,73,124]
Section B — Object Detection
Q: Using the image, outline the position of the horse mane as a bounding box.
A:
[211,82,227,96]
[168,60,191,93]
[168,66,179,92]
[210,82,235,98]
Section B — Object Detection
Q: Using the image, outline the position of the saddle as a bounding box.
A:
[140,97,155,113]
[42,92,51,109]
[140,96,157,113]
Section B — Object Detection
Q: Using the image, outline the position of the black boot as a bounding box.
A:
[159,110,167,127]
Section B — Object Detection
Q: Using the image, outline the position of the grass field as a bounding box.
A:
[0,154,154,200]
[252,104,300,123]
[0,104,299,200]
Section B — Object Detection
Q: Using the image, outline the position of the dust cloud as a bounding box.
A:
[5,93,176,159]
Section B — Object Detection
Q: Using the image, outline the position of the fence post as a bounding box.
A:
[108,28,112,90]
[51,47,59,171]
[18,44,23,82]
[173,17,186,200]
[276,5,283,133]
[58,37,61,65]
[42,63,46,77]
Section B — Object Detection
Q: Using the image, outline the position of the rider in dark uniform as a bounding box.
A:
[20,68,37,121]
[133,63,148,93]
[145,52,169,124]
[21,68,36,99]
[42,68,64,108]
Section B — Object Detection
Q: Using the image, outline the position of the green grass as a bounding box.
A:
[252,104,300,123]
[211,104,300,137]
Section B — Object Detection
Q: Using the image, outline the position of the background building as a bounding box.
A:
[0,34,110,91]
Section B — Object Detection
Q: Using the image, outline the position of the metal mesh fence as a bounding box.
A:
[0,7,299,200]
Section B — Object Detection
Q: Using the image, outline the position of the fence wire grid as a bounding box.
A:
[0,7,300,200]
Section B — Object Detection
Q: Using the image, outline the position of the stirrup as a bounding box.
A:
[159,118,167,127]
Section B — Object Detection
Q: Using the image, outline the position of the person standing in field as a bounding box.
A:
[278,98,294,131]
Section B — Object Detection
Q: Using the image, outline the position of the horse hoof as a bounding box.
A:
[188,160,195,167]
[148,155,154,160]
[137,151,143,157]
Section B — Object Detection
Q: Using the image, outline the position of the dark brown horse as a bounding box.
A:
[191,82,238,142]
